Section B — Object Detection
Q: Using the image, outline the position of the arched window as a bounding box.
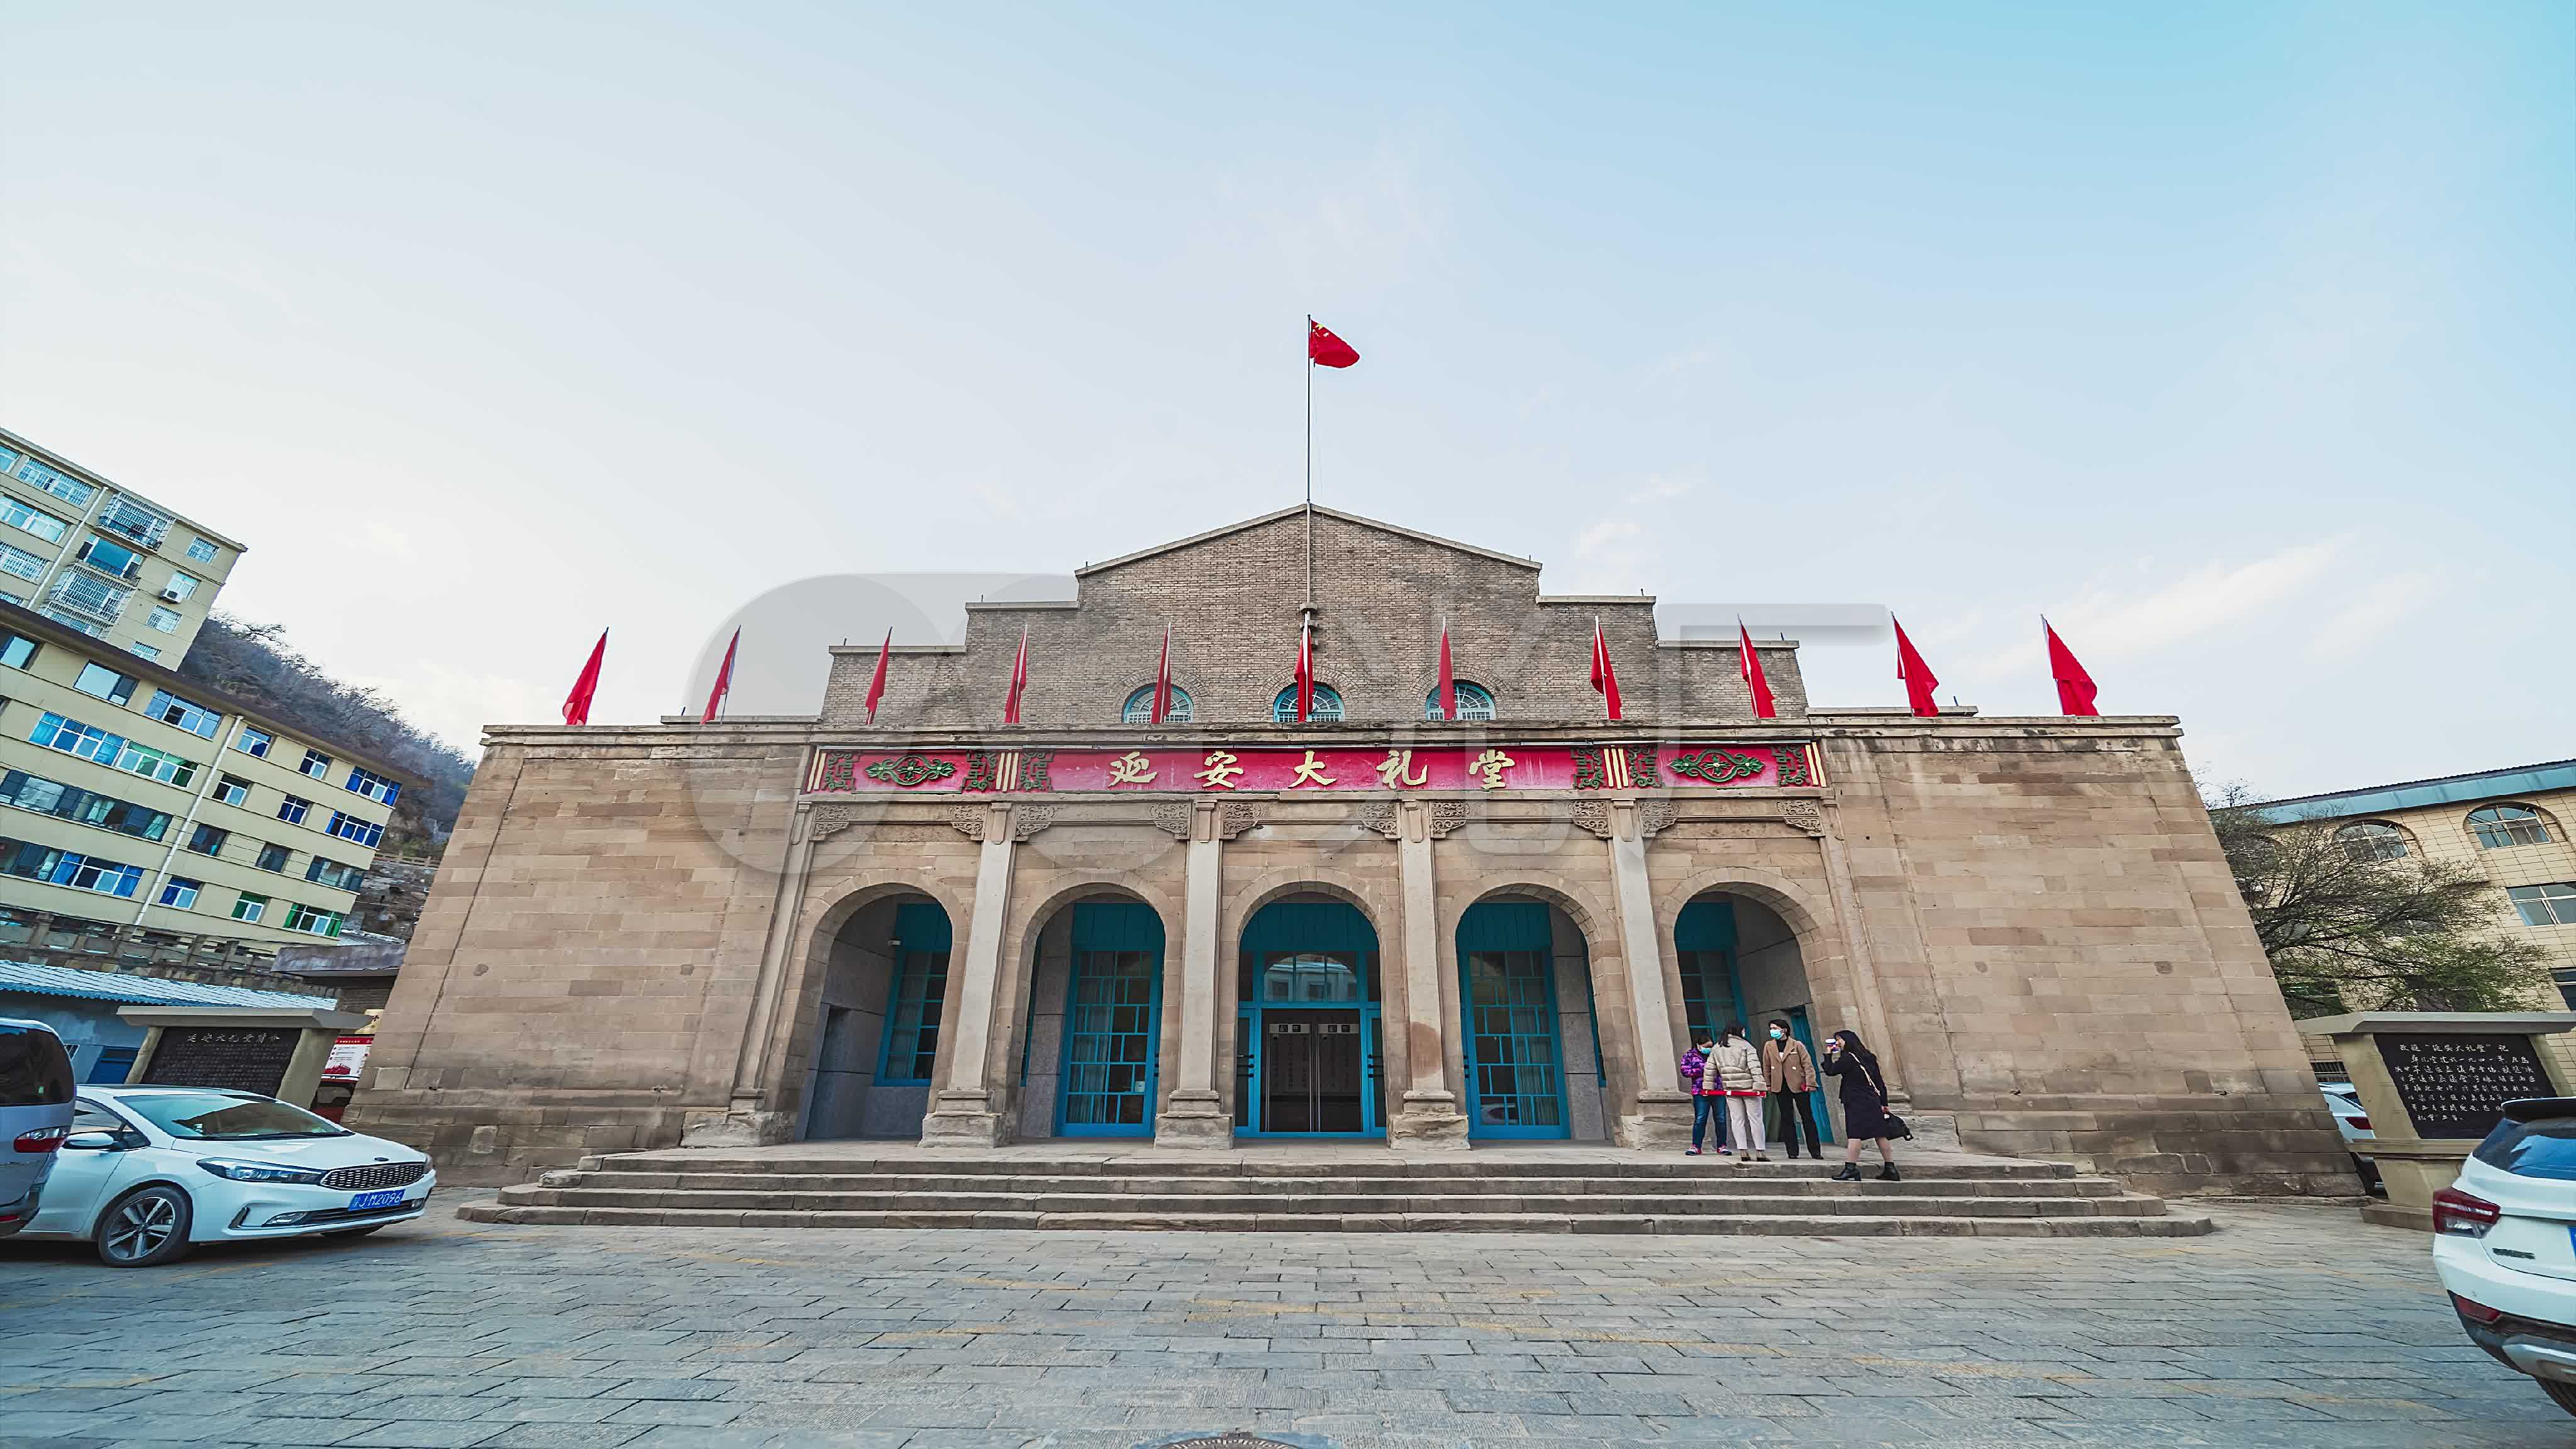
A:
[1423,681,1497,722]
[1270,684,1343,723]
[1121,685,1191,724]
[2469,805,2553,850]
[2336,821,2410,862]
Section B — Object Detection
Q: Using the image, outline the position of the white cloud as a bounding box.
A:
[2053,537,2350,658]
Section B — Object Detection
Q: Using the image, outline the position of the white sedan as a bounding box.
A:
[17,1085,435,1267]
[2433,1097,2576,1418]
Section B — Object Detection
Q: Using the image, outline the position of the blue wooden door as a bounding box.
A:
[1057,901,1163,1136]
[1458,901,1566,1138]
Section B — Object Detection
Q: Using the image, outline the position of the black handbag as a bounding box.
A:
[1861,1059,1914,1141]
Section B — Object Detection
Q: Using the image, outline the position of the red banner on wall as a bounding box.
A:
[806,743,1820,795]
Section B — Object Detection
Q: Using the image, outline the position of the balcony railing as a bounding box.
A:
[45,572,129,625]
[95,496,174,550]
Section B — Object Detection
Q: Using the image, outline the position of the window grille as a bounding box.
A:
[96,496,173,550]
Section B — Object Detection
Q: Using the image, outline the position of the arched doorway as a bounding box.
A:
[1456,896,1610,1141]
[1013,895,1167,1139]
[1235,896,1384,1138]
[1674,892,1835,1145]
[802,894,953,1140]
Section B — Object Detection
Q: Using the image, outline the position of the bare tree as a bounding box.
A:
[2206,781,2550,1016]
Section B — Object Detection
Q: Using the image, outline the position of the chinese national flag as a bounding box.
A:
[2045,620,2100,716]
[1739,620,1777,720]
[1002,624,1030,725]
[562,629,606,727]
[1436,625,1456,721]
[699,627,738,724]
[1589,618,1622,722]
[1294,618,1316,721]
[863,630,891,723]
[1151,623,1173,724]
[1892,615,1940,718]
[1307,319,1359,368]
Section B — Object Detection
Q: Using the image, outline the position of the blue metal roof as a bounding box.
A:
[0,960,336,1009]
[2258,759,2576,824]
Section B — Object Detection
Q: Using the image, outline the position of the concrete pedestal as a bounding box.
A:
[2306,1010,2576,1232]
[117,1006,368,1109]
[1152,1091,1234,1148]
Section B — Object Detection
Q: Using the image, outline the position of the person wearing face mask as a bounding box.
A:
[1822,1028,1901,1182]
[1701,1021,1767,1163]
[1680,1030,1726,1156]
[1760,1019,1821,1160]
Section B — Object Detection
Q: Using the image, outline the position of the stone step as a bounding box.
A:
[491,1185,2170,1218]
[455,1201,2213,1236]
[547,1170,2125,1200]
[580,1153,2082,1182]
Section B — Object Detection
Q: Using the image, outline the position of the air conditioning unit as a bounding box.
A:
[160,587,186,602]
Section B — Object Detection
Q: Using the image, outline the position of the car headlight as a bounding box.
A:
[196,1158,330,1184]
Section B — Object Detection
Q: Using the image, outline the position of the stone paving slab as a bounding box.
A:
[0,1201,2564,1447]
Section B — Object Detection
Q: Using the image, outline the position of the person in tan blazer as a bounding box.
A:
[1762,1019,1822,1160]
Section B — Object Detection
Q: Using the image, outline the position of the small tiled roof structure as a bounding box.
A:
[0,960,335,1010]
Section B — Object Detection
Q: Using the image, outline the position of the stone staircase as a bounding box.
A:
[458,1149,2212,1236]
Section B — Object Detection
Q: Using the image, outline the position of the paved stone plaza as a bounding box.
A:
[0,1202,2563,1449]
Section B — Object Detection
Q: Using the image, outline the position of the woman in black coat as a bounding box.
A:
[1821,1029,1901,1182]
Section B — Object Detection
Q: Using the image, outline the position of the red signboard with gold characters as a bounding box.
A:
[806,743,1821,795]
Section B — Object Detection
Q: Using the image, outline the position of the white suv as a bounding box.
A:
[2433,1097,2576,1418]
[0,1018,75,1236]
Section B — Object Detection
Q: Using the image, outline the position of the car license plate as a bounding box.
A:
[349,1189,405,1211]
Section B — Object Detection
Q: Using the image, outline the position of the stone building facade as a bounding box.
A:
[352,508,2349,1193]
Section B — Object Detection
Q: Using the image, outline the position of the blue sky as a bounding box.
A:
[2,3,2567,796]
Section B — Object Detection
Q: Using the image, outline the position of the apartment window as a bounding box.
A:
[48,567,130,622]
[127,643,158,662]
[40,608,108,639]
[231,892,268,924]
[277,794,310,826]
[345,766,400,806]
[185,538,216,564]
[306,858,365,891]
[162,572,199,602]
[2335,822,2410,862]
[158,877,201,909]
[235,726,274,759]
[255,842,291,873]
[30,711,125,769]
[111,741,195,788]
[0,768,173,843]
[185,823,228,857]
[145,607,180,634]
[283,903,343,938]
[13,458,98,508]
[73,663,138,706]
[0,543,45,584]
[95,497,172,550]
[2508,883,2576,928]
[142,689,222,740]
[0,634,35,670]
[2470,805,2554,850]
[0,497,70,545]
[214,774,250,808]
[325,811,384,850]
[0,840,143,899]
[74,536,142,582]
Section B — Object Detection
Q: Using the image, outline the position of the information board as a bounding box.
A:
[140,1027,301,1097]
[2382,1034,2553,1140]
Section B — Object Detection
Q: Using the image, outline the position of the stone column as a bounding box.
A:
[1155,801,1233,1146]
[1606,801,1692,1148]
[1389,798,1469,1148]
[687,804,819,1146]
[921,802,1014,1147]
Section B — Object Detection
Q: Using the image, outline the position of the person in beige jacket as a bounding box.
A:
[1761,1019,1822,1160]
[1700,1022,1768,1163]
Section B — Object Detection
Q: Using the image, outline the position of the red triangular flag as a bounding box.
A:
[1436,625,1456,721]
[1892,616,1940,719]
[1738,619,1777,721]
[1307,318,1359,369]
[562,629,606,727]
[1294,617,1315,721]
[699,627,739,724]
[1589,618,1622,722]
[1151,623,1172,725]
[2045,620,2099,716]
[863,630,890,723]
[1002,623,1030,725]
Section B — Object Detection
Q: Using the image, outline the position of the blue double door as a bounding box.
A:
[1458,900,1572,1138]
[1056,901,1165,1136]
[1235,901,1384,1137]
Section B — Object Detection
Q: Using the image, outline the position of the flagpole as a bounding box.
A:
[1303,314,1315,613]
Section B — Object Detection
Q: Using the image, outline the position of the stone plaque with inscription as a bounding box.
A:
[2382,1033,2552,1140]
[141,1027,302,1097]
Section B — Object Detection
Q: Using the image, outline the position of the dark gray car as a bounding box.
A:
[0,1018,76,1235]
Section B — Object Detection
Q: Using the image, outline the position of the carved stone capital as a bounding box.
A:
[1425,799,1467,839]
[1010,805,1058,841]
[809,805,872,843]
[1570,799,1614,840]
[947,805,989,842]
[1357,800,1402,840]
[1639,800,1678,839]
[1151,801,1195,839]
[1780,799,1825,836]
[1216,800,1262,840]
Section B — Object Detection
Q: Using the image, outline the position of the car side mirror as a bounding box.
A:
[61,1131,121,1151]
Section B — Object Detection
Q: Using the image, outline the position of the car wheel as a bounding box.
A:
[96,1185,192,1267]
[2543,1379,2576,1419]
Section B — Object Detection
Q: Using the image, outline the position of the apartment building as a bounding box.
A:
[0,426,244,665]
[0,602,413,948]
